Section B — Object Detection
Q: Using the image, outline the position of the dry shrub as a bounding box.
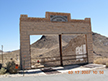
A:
[94,57,108,65]
[0,67,7,75]
[6,60,19,74]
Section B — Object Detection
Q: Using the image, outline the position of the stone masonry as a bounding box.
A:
[20,12,93,69]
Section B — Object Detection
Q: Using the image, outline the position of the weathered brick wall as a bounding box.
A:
[20,12,93,69]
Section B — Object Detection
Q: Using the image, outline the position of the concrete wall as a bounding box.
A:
[20,12,93,69]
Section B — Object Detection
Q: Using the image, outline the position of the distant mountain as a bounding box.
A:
[31,35,67,49]
[92,32,108,57]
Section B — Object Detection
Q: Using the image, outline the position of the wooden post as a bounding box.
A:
[59,35,63,66]
[85,34,89,63]
[1,45,3,64]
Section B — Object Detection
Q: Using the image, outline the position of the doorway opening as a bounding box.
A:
[30,35,61,69]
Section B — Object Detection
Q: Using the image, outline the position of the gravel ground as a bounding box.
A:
[0,64,107,81]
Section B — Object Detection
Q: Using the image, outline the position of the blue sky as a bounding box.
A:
[0,0,108,51]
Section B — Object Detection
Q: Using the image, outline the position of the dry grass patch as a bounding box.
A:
[106,63,108,68]
[94,57,108,65]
